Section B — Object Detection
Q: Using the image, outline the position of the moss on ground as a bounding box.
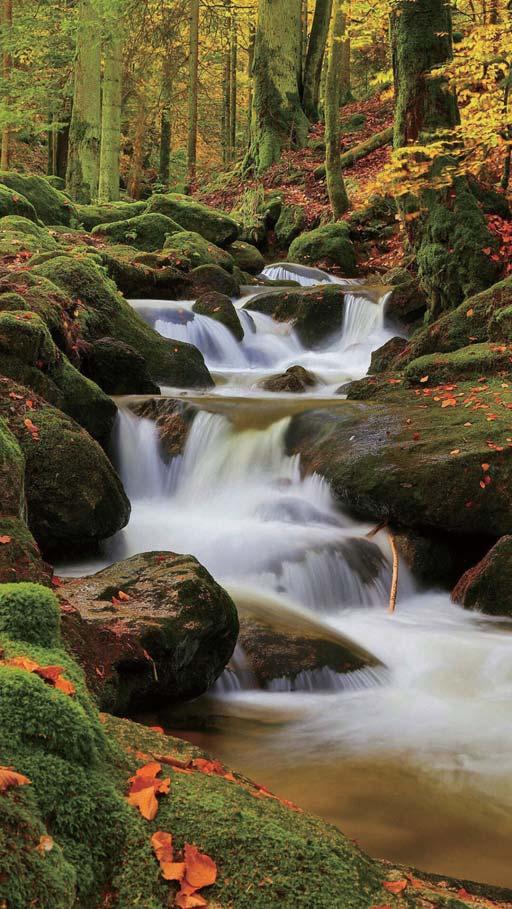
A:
[146,193,239,247]
[75,200,147,231]
[404,342,512,385]
[0,517,51,585]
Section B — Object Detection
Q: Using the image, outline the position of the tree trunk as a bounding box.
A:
[247,22,255,139]
[302,0,333,122]
[98,12,123,203]
[187,0,200,183]
[325,0,349,218]
[128,96,145,200]
[391,0,500,318]
[246,0,309,173]
[1,0,12,170]
[159,58,172,187]
[229,7,237,159]
[340,3,351,104]
[66,0,102,202]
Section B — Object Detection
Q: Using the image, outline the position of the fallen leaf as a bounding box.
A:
[481,463,490,472]
[419,375,429,383]
[0,535,12,544]
[183,844,217,890]
[127,762,170,820]
[383,879,407,894]
[0,766,31,792]
[36,835,54,853]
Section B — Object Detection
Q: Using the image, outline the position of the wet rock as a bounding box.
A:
[189,263,240,298]
[245,284,346,346]
[193,291,244,341]
[81,337,161,396]
[146,193,239,247]
[259,365,318,393]
[128,397,198,459]
[392,526,485,589]
[452,536,512,617]
[0,377,130,556]
[0,516,52,585]
[227,240,265,275]
[370,337,408,373]
[59,551,239,712]
[383,268,427,327]
[288,223,357,275]
[91,212,182,251]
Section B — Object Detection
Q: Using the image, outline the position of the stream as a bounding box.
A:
[62,263,512,887]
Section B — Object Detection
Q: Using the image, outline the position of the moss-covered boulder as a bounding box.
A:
[0,418,25,518]
[193,291,244,341]
[0,184,39,223]
[0,270,74,352]
[127,397,198,460]
[99,244,193,300]
[31,256,213,388]
[346,194,397,242]
[275,203,308,247]
[0,172,77,225]
[164,230,234,271]
[227,240,265,275]
[91,212,182,252]
[146,193,239,247]
[404,343,512,386]
[452,536,512,617]
[288,223,357,274]
[286,382,512,536]
[384,267,427,326]
[0,378,130,556]
[370,337,408,373]
[189,263,240,298]
[82,337,160,396]
[0,517,52,586]
[259,365,318,393]
[0,215,59,258]
[59,551,239,712]
[245,284,346,346]
[75,200,147,231]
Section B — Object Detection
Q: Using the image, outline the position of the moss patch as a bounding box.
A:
[92,213,182,252]
[288,222,357,274]
[0,172,77,226]
[146,193,239,247]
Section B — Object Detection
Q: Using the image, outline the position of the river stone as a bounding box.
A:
[227,240,265,275]
[128,397,198,460]
[245,284,346,346]
[0,171,77,225]
[259,365,318,393]
[145,193,239,247]
[288,223,357,275]
[383,267,427,326]
[452,536,512,617]
[193,291,244,341]
[189,263,240,298]
[59,551,239,713]
[91,212,182,251]
[370,337,408,373]
[82,337,160,396]
[99,245,193,300]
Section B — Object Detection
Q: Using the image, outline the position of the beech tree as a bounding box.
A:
[66,0,102,202]
[98,0,124,202]
[302,0,333,122]
[324,0,349,217]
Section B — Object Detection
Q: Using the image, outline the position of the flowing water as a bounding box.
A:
[62,264,512,886]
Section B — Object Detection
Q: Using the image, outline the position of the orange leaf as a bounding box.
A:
[481,463,490,472]
[117,590,130,601]
[151,830,174,863]
[127,763,170,820]
[0,766,31,792]
[419,375,429,383]
[0,535,12,544]
[35,665,76,696]
[383,880,408,894]
[162,861,187,882]
[36,834,54,853]
[184,843,217,889]
[175,892,207,909]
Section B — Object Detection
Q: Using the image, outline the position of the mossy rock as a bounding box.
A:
[44,175,66,191]
[75,200,147,231]
[405,343,512,385]
[0,215,60,258]
[99,244,193,300]
[384,267,427,326]
[0,291,29,312]
[347,194,398,242]
[245,284,346,346]
[275,203,307,247]
[0,183,39,223]
[189,263,240,298]
[370,337,408,373]
[0,417,25,517]
[146,193,239,247]
[259,364,318,393]
[227,240,265,275]
[0,378,130,556]
[31,256,213,388]
[0,172,77,226]
[193,292,244,341]
[453,536,512,617]
[0,518,52,586]
[0,270,73,350]
[0,582,60,647]
[288,223,357,274]
[91,212,182,252]
[82,337,160,396]
[341,112,367,132]
[0,310,57,367]
[164,230,235,272]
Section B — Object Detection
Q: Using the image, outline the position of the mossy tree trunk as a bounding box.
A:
[98,4,123,203]
[187,0,200,183]
[246,0,309,174]
[1,0,12,170]
[127,94,145,200]
[391,0,499,319]
[229,6,237,160]
[302,0,333,122]
[159,57,172,187]
[325,0,349,218]
[66,0,102,203]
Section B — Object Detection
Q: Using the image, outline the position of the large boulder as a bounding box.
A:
[370,337,408,373]
[59,551,239,712]
[0,183,39,222]
[0,417,25,517]
[404,343,512,386]
[81,337,160,396]
[0,270,73,351]
[227,240,265,275]
[0,378,130,556]
[259,365,318,393]
[91,212,182,252]
[146,193,239,246]
[275,203,307,247]
[193,292,244,341]
[99,244,193,300]
[288,223,357,274]
[0,171,77,225]
[189,263,240,298]
[0,516,52,585]
[164,230,234,272]
[452,536,512,617]
[75,200,147,231]
[0,216,59,258]
[245,284,346,346]
[31,256,213,388]
[383,267,427,327]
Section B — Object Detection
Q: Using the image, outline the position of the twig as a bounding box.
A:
[387,530,399,614]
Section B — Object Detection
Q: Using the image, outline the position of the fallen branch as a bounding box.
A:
[387,530,399,614]
[314,126,394,179]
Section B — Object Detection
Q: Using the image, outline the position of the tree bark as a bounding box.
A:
[159,57,172,187]
[98,8,123,203]
[229,6,237,160]
[246,0,309,173]
[128,95,145,200]
[1,0,12,170]
[302,0,333,122]
[325,0,349,218]
[66,0,102,202]
[187,0,200,183]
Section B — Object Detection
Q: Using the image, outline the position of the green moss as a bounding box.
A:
[0,270,72,346]
[0,183,39,222]
[0,582,60,646]
[193,292,244,341]
[0,517,51,586]
[405,343,512,385]
[0,310,57,366]
[0,172,77,226]
[0,291,30,311]
[164,230,234,271]
[146,193,239,247]
[0,417,25,518]
[75,200,147,231]
[274,203,307,247]
[288,223,357,274]
[0,215,58,248]
[227,240,265,275]
[91,213,182,252]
